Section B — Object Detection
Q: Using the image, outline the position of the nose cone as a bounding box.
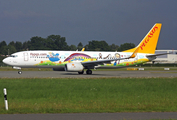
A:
[2,58,8,65]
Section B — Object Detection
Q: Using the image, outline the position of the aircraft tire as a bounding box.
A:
[78,70,84,74]
[86,69,92,75]
[18,71,22,74]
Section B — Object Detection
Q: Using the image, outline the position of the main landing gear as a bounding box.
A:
[86,69,92,75]
[78,70,84,74]
[78,69,92,75]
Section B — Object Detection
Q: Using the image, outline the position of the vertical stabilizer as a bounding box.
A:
[124,23,162,54]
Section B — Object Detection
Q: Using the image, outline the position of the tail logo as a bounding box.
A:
[140,26,158,50]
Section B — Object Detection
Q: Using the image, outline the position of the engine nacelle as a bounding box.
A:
[65,63,84,72]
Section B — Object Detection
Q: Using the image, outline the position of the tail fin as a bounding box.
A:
[124,23,162,54]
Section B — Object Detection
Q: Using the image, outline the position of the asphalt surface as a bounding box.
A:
[1,70,177,78]
[1,70,177,120]
[0,112,177,120]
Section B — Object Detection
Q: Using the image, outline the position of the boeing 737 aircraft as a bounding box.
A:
[3,23,167,75]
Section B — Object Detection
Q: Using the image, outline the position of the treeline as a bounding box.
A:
[0,34,135,55]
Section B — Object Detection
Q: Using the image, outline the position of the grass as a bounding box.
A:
[0,77,177,114]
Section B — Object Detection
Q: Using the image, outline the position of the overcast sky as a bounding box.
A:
[0,0,177,49]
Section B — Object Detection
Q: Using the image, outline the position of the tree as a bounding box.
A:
[109,44,119,51]
[22,41,28,51]
[69,45,77,51]
[0,41,7,48]
[46,35,59,49]
[84,44,89,51]
[0,41,7,54]
[0,45,16,55]
[86,40,110,51]
[29,36,46,50]
[53,35,68,50]
[118,43,135,51]
[0,46,7,55]
[15,41,22,52]
[9,41,15,47]
[77,42,83,51]
[7,45,16,55]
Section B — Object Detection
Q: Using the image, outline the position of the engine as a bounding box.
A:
[65,62,84,72]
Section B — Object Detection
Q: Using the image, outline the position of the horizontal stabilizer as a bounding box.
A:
[146,52,172,57]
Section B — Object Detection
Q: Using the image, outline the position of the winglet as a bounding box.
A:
[81,48,85,51]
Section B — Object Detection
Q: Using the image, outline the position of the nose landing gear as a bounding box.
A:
[12,67,22,74]
[18,70,22,74]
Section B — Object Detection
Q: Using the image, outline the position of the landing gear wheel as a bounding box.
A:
[18,71,22,74]
[86,69,92,75]
[78,70,84,74]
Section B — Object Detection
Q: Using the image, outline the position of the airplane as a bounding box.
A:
[3,23,168,75]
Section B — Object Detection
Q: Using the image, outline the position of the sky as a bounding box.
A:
[0,0,177,50]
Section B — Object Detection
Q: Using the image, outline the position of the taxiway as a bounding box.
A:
[0,70,177,78]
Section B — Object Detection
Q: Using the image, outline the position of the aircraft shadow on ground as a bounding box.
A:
[62,73,107,76]
[60,73,119,76]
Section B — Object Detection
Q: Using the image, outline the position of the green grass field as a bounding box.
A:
[0,77,177,114]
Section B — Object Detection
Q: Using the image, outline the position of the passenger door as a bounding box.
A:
[24,52,28,61]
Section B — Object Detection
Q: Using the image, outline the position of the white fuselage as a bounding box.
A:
[3,50,151,69]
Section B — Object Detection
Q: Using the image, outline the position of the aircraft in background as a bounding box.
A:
[3,23,168,75]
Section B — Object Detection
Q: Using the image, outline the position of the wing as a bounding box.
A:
[81,56,134,69]
[81,48,139,69]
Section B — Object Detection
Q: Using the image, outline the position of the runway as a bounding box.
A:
[0,70,177,78]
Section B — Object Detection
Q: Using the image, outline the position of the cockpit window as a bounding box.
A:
[10,55,18,58]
